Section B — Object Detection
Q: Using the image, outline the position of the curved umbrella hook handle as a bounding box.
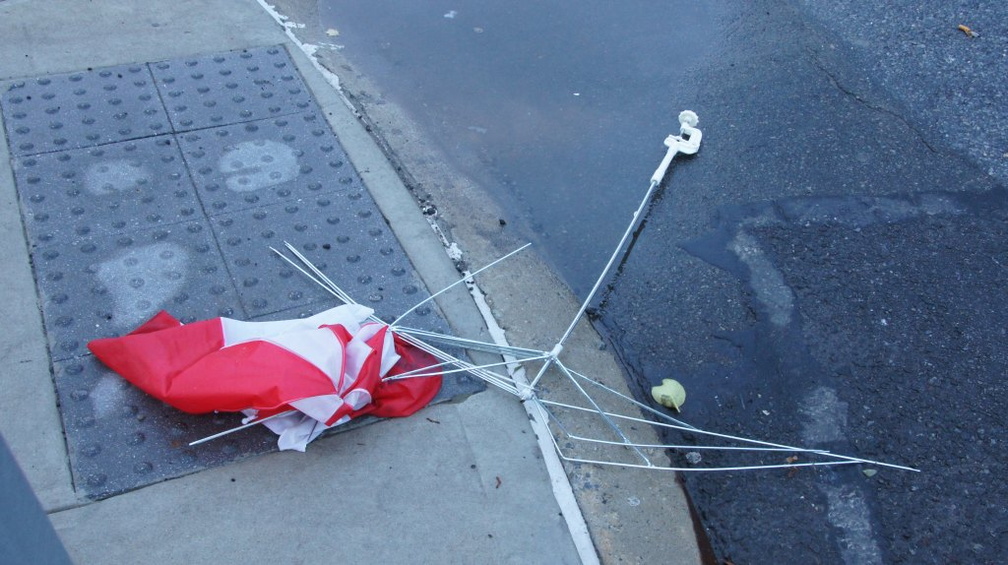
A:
[650,110,702,184]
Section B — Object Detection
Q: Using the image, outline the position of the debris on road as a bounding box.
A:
[651,378,687,412]
[957,24,979,38]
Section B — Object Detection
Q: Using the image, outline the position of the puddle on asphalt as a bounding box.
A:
[319,0,724,297]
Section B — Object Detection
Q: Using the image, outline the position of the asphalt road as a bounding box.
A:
[602,3,1007,563]
[320,1,1006,563]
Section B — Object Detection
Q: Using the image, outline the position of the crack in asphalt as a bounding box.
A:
[807,49,939,154]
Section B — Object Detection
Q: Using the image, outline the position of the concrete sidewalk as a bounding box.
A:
[0,1,701,563]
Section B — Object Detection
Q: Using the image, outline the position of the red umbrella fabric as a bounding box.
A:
[88,304,442,451]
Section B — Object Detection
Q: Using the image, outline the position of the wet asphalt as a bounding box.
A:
[322,1,1006,563]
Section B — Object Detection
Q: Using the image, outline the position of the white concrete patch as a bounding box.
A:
[95,242,189,329]
[822,484,883,564]
[799,385,848,444]
[801,387,880,563]
[729,230,795,326]
[218,139,298,192]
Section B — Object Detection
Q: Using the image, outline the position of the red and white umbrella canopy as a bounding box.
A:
[88,304,442,451]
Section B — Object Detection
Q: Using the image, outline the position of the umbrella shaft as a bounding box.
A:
[529,178,661,391]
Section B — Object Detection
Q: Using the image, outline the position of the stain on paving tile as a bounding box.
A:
[1,44,482,499]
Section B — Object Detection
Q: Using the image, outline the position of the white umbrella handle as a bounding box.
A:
[650,110,702,185]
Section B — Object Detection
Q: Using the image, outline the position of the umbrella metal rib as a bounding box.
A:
[394,326,545,358]
[389,243,531,328]
[385,354,551,382]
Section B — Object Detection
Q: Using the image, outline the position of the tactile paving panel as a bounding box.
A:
[1,45,482,499]
[176,112,362,215]
[12,136,199,244]
[1,64,170,156]
[149,45,316,132]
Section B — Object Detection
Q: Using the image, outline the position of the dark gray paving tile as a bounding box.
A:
[211,199,433,321]
[149,45,315,132]
[177,112,361,215]
[12,136,199,245]
[1,65,170,156]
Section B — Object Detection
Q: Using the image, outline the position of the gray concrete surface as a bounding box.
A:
[51,395,579,564]
[0,0,640,562]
